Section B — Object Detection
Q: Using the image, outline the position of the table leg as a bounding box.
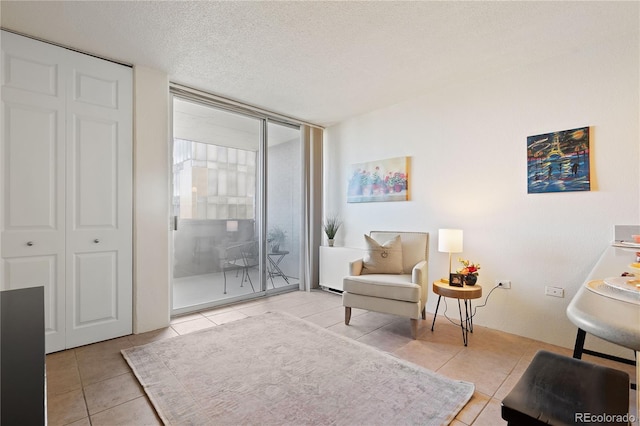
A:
[266,259,276,288]
[458,299,468,346]
[431,295,442,331]
[468,300,474,333]
[268,254,290,285]
[463,299,469,333]
[277,254,288,283]
[572,328,587,359]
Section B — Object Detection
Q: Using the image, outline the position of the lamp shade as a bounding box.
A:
[438,229,463,253]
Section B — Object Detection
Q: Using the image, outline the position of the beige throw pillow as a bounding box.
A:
[361,234,403,275]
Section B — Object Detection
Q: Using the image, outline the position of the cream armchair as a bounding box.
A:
[342,231,429,339]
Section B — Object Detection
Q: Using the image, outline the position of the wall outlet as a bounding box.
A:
[545,286,564,298]
[496,280,511,289]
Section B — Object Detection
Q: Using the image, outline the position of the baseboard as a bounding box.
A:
[320,286,343,295]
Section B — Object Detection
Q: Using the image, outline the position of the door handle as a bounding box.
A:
[173,216,178,231]
[26,241,34,246]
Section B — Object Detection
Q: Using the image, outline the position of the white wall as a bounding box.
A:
[324,33,639,352]
[133,66,171,333]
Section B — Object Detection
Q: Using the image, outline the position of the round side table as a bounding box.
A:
[431,280,482,346]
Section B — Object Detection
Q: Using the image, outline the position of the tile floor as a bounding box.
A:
[46,289,638,425]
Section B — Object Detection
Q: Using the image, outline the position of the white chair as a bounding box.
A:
[342,231,429,339]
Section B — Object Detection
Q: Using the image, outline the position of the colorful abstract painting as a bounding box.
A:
[527,127,590,194]
[347,156,410,203]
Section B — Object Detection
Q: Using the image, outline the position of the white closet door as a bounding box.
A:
[1,31,67,352]
[1,31,133,352]
[64,48,132,348]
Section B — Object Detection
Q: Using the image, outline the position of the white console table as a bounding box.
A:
[319,246,364,292]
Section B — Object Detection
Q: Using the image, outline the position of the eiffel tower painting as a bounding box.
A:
[527,126,590,193]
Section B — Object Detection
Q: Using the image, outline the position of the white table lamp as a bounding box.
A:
[438,229,463,281]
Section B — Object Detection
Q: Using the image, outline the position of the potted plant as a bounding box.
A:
[323,215,342,247]
[267,226,287,253]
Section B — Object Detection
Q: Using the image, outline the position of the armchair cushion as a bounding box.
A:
[361,234,403,275]
[343,274,420,303]
[370,231,428,274]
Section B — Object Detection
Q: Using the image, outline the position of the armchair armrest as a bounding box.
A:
[412,260,429,315]
[349,259,364,276]
[412,260,428,286]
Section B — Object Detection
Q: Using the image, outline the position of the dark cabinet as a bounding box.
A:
[1,286,45,425]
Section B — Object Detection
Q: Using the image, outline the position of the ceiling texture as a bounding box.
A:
[1,1,638,127]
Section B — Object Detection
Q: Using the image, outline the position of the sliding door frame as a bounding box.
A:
[169,85,306,315]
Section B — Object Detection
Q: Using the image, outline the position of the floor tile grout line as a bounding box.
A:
[85,394,149,420]
[75,348,91,426]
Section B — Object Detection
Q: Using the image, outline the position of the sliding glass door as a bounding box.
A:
[171,95,301,314]
[266,121,302,294]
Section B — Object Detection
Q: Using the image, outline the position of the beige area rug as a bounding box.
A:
[122,311,474,425]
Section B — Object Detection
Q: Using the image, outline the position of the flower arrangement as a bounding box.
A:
[385,171,407,192]
[359,170,372,186]
[457,258,480,276]
[371,167,383,185]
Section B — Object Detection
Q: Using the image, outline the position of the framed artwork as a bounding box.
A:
[449,273,464,287]
[527,127,590,194]
[347,156,410,203]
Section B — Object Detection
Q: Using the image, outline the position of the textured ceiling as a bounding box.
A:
[1,1,638,127]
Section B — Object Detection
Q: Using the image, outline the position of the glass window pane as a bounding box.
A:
[228,148,237,164]
[172,97,261,311]
[218,146,227,163]
[266,122,301,289]
[218,170,227,196]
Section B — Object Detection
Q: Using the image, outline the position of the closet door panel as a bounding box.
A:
[2,37,58,97]
[1,31,67,353]
[3,256,64,352]
[72,251,117,325]
[65,51,132,348]
[71,115,118,228]
[5,104,58,228]
[74,72,118,109]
